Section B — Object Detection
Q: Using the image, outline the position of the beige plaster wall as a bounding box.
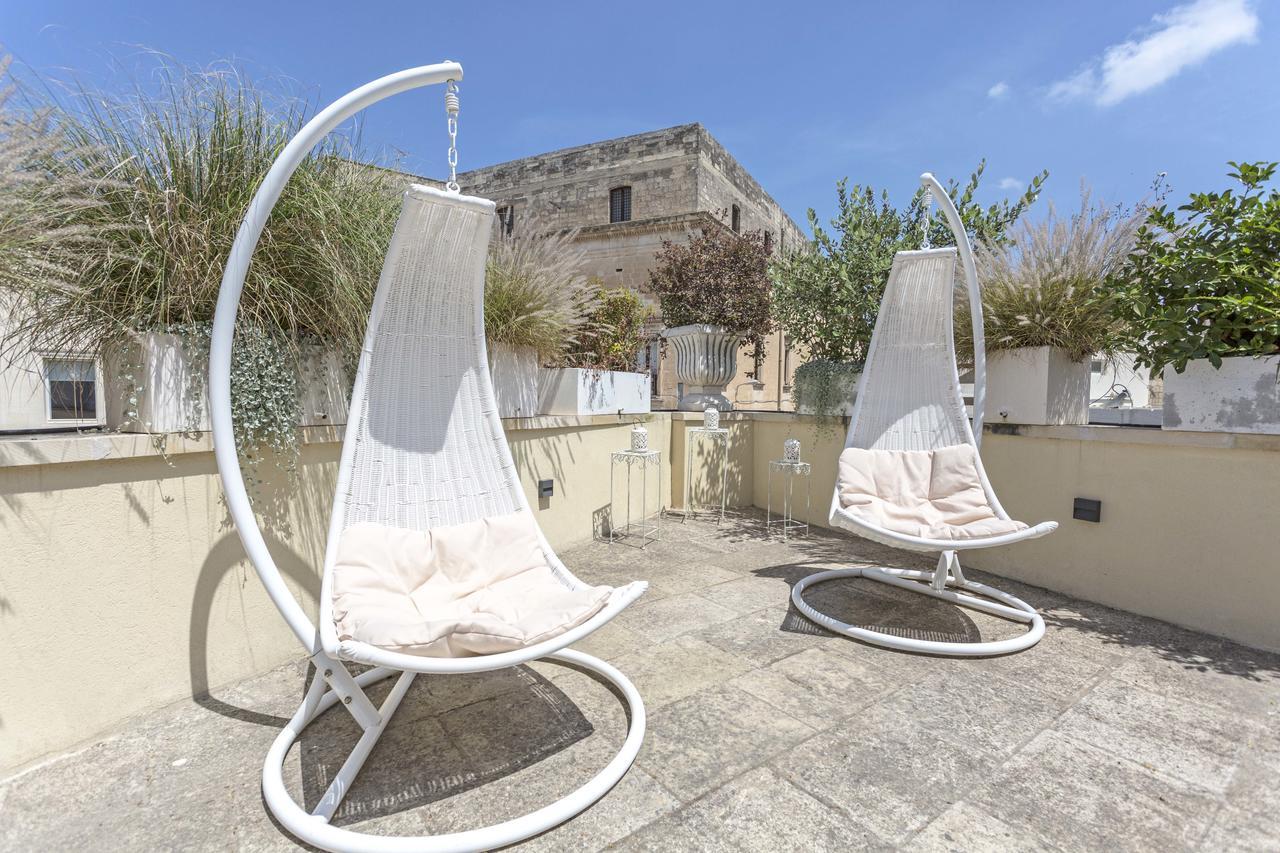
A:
[4,413,1277,775]
[0,417,670,775]
[743,418,1280,653]
[0,441,337,774]
[963,428,1280,652]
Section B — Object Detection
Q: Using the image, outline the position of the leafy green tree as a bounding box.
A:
[1111,161,1280,373]
[771,161,1047,362]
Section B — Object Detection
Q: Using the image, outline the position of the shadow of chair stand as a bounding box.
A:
[682,426,729,524]
[209,63,647,852]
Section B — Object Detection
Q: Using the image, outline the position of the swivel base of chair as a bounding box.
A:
[791,557,1044,657]
[262,649,646,853]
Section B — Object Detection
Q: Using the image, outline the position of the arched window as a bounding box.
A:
[731,204,741,233]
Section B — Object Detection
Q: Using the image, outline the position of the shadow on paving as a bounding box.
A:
[291,665,594,827]
[756,561,985,647]
[1037,597,1280,683]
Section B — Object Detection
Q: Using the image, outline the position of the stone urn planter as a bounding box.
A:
[985,346,1090,426]
[1162,355,1280,434]
[488,344,541,418]
[662,324,739,412]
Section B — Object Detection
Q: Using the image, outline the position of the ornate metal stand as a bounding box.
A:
[609,449,662,547]
[683,427,729,524]
[767,459,811,539]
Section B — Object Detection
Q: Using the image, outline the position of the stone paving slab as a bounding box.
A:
[3,511,1278,851]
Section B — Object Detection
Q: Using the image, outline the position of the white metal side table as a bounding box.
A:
[767,459,811,539]
[683,427,729,524]
[609,449,662,548]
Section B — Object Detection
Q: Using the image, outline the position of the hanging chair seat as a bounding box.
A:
[790,176,1059,658]
[834,444,1052,547]
[331,511,615,658]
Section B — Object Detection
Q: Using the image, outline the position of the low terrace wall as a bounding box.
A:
[2,413,1276,774]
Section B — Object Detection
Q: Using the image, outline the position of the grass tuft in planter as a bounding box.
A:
[0,58,399,465]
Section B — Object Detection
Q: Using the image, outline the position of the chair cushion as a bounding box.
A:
[836,444,1028,541]
[331,511,612,657]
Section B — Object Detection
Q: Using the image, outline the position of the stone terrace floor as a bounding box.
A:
[4,511,1279,851]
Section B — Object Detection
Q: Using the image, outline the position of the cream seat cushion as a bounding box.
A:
[332,511,611,657]
[837,444,1027,541]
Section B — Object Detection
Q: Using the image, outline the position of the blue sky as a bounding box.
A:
[2,0,1276,230]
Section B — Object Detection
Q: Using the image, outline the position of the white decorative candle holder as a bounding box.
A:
[630,423,649,452]
[703,406,720,430]
[784,438,801,463]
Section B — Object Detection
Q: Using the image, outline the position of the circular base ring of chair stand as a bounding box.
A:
[262,649,645,853]
[791,566,1045,657]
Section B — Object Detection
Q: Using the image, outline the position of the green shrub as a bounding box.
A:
[771,162,1046,362]
[1111,161,1280,373]
[564,280,652,372]
[792,359,862,419]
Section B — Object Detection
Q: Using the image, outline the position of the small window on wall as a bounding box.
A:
[609,186,632,223]
[731,204,741,233]
[496,205,514,237]
[764,231,773,254]
[45,358,97,421]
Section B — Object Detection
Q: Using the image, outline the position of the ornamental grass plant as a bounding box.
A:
[964,187,1143,363]
[484,222,594,363]
[0,57,400,458]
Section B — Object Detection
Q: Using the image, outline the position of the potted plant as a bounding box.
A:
[484,224,592,417]
[771,164,1046,419]
[541,280,652,416]
[969,188,1141,425]
[649,225,772,411]
[1112,162,1280,434]
[0,60,395,462]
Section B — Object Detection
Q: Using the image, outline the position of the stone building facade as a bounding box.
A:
[452,123,806,410]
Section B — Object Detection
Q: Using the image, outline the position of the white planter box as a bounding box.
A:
[1162,355,1280,435]
[488,344,541,418]
[985,346,1089,426]
[106,332,209,433]
[662,324,739,412]
[538,367,651,416]
[1089,352,1153,408]
[297,348,350,427]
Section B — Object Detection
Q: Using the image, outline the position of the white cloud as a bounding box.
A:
[987,81,1010,99]
[1048,0,1259,106]
[997,177,1025,192]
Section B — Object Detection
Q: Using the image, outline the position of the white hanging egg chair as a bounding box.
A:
[210,63,647,853]
[790,173,1057,657]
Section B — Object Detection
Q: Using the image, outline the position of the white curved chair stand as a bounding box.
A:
[211,62,647,852]
[790,173,1057,658]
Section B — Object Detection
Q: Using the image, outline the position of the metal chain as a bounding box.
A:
[920,188,933,249]
[445,80,460,193]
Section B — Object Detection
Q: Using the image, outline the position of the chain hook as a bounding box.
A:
[920,188,933,250]
[445,79,460,193]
